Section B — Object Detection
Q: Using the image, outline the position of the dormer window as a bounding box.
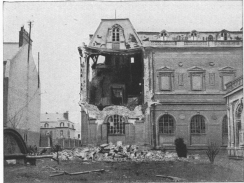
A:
[112,28,120,42]
[190,30,198,40]
[160,30,168,41]
[220,30,228,40]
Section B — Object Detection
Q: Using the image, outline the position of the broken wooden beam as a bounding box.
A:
[50,169,105,177]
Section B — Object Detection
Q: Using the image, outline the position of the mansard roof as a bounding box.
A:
[88,19,142,51]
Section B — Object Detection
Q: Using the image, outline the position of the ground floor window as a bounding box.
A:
[190,115,206,134]
[158,114,175,134]
[107,115,125,135]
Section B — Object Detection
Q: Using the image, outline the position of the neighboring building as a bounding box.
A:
[3,26,41,146]
[40,111,76,139]
[78,18,243,149]
[225,76,243,158]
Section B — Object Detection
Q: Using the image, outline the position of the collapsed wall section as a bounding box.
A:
[78,45,153,145]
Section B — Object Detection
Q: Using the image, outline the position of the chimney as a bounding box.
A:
[19,26,32,47]
[63,111,69,120]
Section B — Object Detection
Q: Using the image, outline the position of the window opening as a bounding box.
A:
[60,122,64,127]
[190,115,206,134]
[112,28,120,42]
[158,114,175,134]
[44,123,49,128]
[107,115,125,135]
[208,35,213,41]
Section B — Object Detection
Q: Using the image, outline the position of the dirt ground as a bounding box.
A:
[4,150,244,183]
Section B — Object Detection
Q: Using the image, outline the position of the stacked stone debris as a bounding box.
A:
[52,142,200,162]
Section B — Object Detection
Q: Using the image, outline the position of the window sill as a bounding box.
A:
[159,133,175,136]
[108,134,125,136]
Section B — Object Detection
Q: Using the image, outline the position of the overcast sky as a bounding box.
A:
[3,1,243,123]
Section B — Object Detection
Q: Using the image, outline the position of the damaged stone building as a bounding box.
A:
[78,18,243,149]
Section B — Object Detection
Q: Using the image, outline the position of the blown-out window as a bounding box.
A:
[158,114,175,134]
[107,115,125,135]
[190,115,206,134]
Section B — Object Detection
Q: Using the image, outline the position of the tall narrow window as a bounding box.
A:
[209,73,215,86]
[107,115,125,135]
[222,115,228,136]
[112,28,120,42]
[178,73,184,86]
[158,114,175,134]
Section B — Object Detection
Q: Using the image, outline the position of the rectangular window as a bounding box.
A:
[209,73,215,86]
[222,75,233,90]
[192,74,202,90]
[160,75,171,91]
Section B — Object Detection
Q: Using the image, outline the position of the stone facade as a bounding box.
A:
[78,18,243,149]
[3,27,41,147]
[225,76,243,158]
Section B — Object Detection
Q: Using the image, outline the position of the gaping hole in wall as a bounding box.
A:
[87,53,143,110]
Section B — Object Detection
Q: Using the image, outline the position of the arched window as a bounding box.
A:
[190,115,206,134]
[158,114,175,134]
[60,122,64,127]
[44,123,49,128]
[222,115,228,135]
[112,28,120,42]
[208,35,213,41]
[107,115,125,135]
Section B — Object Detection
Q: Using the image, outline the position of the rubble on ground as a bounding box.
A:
[52,142,201,162]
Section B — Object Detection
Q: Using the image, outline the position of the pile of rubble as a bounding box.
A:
[52,142,200,162]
